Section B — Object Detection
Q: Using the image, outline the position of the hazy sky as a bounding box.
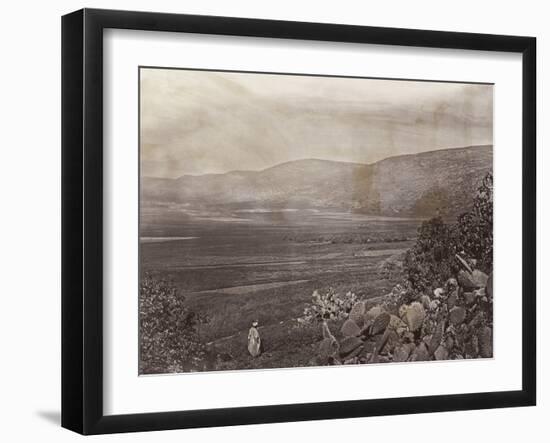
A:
[140,68,493,178]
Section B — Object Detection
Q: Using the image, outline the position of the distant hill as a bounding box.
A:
[141,145,492,217]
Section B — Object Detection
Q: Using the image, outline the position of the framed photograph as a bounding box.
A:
[62,8,536,434]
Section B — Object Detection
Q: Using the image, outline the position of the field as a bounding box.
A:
[140,206,423,372]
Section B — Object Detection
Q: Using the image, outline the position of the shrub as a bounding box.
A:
[403,172,493,293]
[299,288,358,324]
[454,172,493,273]
[139,275,205,373]
[404,216,459,292]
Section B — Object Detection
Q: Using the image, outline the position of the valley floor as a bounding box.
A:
[139,209,421,373]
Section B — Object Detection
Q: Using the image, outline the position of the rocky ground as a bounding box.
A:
[312,254,493,366]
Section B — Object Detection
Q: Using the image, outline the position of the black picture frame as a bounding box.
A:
[61,8,536,435]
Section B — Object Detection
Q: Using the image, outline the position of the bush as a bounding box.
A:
[299,288,358,324]
[139,275,205,373]
[455,172,493,273]
[404,216,459,292]
[403,172,493,293]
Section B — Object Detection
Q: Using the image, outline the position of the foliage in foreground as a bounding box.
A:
[404,172,493,294]
[139,275,205,374]
[455,173,493,273]
[299,288,359,324]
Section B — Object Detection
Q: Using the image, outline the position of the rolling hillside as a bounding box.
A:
[141,145,492,217]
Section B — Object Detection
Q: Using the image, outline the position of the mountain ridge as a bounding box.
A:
[145,145,491,181]
[141,145,492,218]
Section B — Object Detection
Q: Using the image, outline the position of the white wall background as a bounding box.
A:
[0,1,545,441]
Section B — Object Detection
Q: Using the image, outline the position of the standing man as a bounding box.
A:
[248,320,262,357]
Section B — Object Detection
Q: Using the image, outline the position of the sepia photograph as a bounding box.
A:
[138,67,493,375]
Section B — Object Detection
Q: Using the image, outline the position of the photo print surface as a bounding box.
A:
[139,67,493,375]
